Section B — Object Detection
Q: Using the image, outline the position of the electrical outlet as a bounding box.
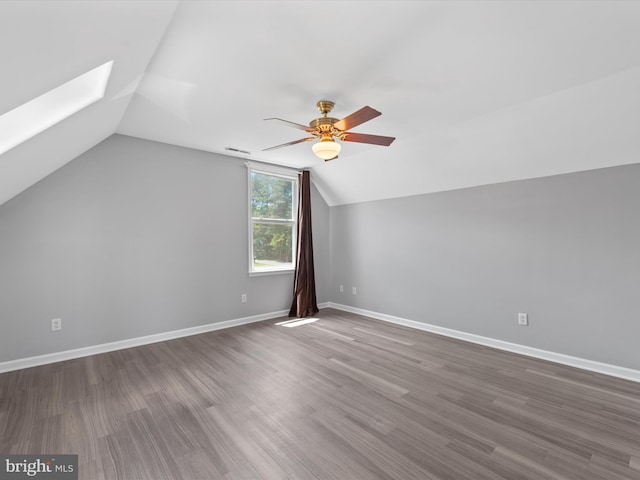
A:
[518,313,528,326]
[51,318,62,331]
[241,294,247,303]
[339,285,344,293]
[352,287,357,295]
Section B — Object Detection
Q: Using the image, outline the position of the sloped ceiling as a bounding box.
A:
[2,1,640,207]
[0,0,179,206]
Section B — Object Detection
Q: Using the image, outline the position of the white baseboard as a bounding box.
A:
[0,309,292,374]
[327,303,640,384]
[11,301,633,384]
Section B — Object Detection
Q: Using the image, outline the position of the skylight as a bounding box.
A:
[0,60,113,156]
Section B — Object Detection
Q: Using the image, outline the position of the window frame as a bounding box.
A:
[247,164,299,276]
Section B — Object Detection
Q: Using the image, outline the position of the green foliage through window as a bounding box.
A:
[252,223,293,264]
[251,173,293,220]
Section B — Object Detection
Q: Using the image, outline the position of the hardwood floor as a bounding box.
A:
[1,308,639,479]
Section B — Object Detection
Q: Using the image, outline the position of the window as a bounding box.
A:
[248,166,298,275]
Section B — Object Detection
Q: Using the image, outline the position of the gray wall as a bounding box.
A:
[330,164,640,370]
[0,134,330,362]
[311,180,330,304]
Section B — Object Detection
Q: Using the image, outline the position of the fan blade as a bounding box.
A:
[264,118,314,132]
[263,137,315,151]
[333,106,381,131]
[342,132,395,146]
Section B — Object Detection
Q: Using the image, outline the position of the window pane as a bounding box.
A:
[252,223,293,268]
[251,172,293,220]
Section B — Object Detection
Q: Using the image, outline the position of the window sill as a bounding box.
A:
[249,269,295,277]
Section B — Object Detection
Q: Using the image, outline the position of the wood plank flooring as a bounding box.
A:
[1,308,639,479]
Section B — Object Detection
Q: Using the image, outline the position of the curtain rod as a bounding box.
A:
[245,159,304,174]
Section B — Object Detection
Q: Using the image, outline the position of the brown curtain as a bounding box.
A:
[289,170,319,318]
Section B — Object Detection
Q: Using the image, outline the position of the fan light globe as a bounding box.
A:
[312,140,341,160]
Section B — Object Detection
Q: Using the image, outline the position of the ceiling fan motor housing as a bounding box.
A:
[309,120,341,142]
[309,117,338,129]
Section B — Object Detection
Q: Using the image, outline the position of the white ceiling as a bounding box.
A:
[1,1,640,206]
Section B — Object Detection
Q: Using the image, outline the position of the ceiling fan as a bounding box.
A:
[263,100,395,161]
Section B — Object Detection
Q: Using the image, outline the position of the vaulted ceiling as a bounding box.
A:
[1,1,639,206]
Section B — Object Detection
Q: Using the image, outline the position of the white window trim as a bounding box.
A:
[247,163,299,276]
